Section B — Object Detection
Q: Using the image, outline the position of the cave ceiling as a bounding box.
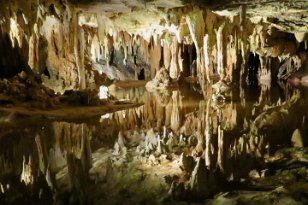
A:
[69,0,308,33]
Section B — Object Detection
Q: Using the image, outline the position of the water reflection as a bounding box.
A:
[0,83,308,204]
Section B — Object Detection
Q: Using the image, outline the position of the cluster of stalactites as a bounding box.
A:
[96,6,308,87]
[0,0,97,91]
[1,1,308,91]
[89,7,251,85]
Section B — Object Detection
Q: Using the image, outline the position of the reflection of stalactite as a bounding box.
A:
[217,125,224,172]
[54,122,92,202]
[35,134,56,190]
[20,155,34,186]
[257,83,271,107]
[170,91,183,133]
[205,99,212,168]
[216,23,225,80]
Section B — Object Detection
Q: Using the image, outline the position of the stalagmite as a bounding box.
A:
[1,2,308,204]
[166,132,179,151]
[145,128,157,152]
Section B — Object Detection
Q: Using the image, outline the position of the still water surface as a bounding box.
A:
[0,82,307,204]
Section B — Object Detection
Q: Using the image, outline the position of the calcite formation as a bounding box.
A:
[0,0,308,204]
[0,0,307,95]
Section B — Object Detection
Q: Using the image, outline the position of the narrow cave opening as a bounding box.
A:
[190,44,197,77]
[181,44,197,78]
[0,33,25,79]
[138,68,145,80]
[246,52,260,86]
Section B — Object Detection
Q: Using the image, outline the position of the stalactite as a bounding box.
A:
[28,34,38,71]
[178,44,184,74]
[140,37,150,64]
[239,5,247,32]
[150,41,162,78]
[9,17,24,48]
[170,37,181,80]
[90,34,100,62]
[73,9,86,89]
[186,8,205,85]
[203,34,211,82]
[163,44,171,71]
